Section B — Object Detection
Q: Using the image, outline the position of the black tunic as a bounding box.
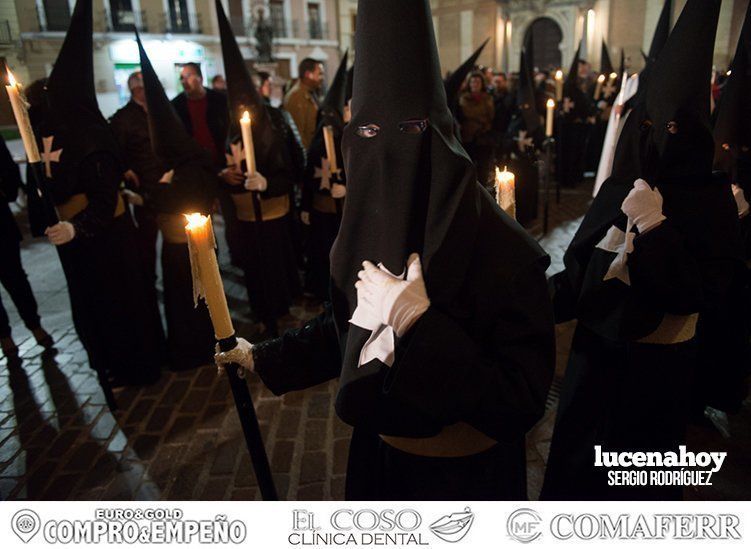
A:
[53,151,163,385]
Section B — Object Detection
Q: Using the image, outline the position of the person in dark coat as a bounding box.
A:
[693,3,751,419]
[502,47,542,227]
[542,0,745,500]
[301,52,350,301]
[217,0,555,501]
[557,42,595,187]
[215,0,302,337]
[0,135,51,356]
[34,0,162,388]
[131,33,217,370]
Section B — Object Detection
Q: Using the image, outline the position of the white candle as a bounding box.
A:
[5,69,40,163]
[555,70,564,101]
[594,74,605,100]
[495,166,516,220]
[240,111,256,177]
[323,125,337,173]
[184,213,235,340]
[609,72,618,84]
[546,99,555,137]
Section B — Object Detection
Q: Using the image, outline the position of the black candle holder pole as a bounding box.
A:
[217,335,278,501]
[542,136,556,236]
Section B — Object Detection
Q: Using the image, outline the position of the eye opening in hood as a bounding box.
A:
[399,118,429,134]
[356,124,381,138]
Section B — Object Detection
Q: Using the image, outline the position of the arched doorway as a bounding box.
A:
[523,17,563,71]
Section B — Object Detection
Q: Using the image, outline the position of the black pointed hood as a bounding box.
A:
[318,51,349,129]
[713,2,751,179]
[557,0,739,343]
[330,0,546,434]
[648,0,672,62]
[345,66,354,104]
[216,0,280,170]
[444,38,490,112]
[517,45,542,138]
[614,48,626,97]
[563,41,591,118]
[645,0,718,168]
[41,0,117,170]
[600,40,614,76]
[137,33,208,168]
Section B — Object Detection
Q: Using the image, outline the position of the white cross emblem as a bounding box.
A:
[595,222,635,285]
[314,157,338,191]
[603,81,617,99]
[159,170,174,184]
[517,130,534,153]
[563,97,575,114]
[42,136,63,178]
[226,142,245,168]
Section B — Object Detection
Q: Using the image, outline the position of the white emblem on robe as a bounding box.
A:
[595,222,635,285]
[42,136,63,178]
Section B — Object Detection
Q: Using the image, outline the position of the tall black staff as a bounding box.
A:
[185,213,277,500]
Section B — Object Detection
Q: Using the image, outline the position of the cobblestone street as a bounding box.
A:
[1,182,749,501]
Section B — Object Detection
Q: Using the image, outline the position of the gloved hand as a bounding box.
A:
[214,337,254,372]
[45,221,76,246]
[301,211,311,225]
[331,183,346,199]
[356,253,430,337]
[245,172,268,192]
[621,179,666,233]
[122,189,144,206]
[732,184,750,218]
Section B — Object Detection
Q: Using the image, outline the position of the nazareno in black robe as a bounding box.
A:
[251,0,555,501]
[35,0,162,387]
[137,33,216,370]
[216,0,301,332]
[301,52,349,301]
[542,0,745,500]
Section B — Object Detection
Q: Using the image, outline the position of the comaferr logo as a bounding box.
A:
[550,514,741,541]
[507,508,543,543]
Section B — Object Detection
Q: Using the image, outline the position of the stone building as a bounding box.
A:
[429,0,749,75]
[0,0,343,120]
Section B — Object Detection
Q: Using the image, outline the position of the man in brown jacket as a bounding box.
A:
[283,57,323,149]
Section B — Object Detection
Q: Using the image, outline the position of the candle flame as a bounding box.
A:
[555,70,563,80]
[241,110,251,123]
[7,68,16,87]
[610,72,618,80]
[547,99,556,108]
[597,74,606,83]
[184,212,209,230]
[726,70,732,76]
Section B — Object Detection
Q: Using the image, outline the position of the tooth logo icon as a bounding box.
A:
[11,509,41,543]
[430,507,474,543]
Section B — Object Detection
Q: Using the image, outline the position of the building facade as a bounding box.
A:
[0,0,343,121]
[429,0,749,76]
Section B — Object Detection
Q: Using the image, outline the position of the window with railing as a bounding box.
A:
[307,2,322,40]
[43,0,71,31]
[270,0,286,38]
[167,0,192,33]
[109,0,137,32]
[0,20,12,44]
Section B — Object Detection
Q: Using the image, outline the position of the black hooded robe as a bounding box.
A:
[247,0,555,500]
[542,0,744,500]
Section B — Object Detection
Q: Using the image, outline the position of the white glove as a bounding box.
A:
[356,253,430,337]
[214,337,254,372]
[301,211,311,225]
[122,189,144,206]
[244,172,268,192]
[331,183,346,199]
[732,184,750,218]
[621,179,666,234]
[45,221,76,246]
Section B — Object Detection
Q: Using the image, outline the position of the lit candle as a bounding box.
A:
[609,72,618,84]
[546,99,555,137]
[5,69,40,163]
[323,125,338,173]
[495,166,516,220]
[555,70,564,101]
[240,111,256,177]
[594,74,606,100]
[184,213,235,340]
